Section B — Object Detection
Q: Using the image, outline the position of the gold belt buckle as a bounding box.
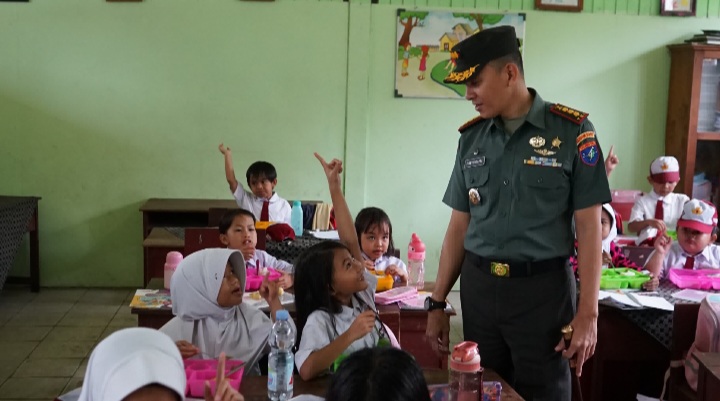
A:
[490,262,510,277]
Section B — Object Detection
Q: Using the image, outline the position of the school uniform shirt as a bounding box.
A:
[233,187,292,224]
[295,272,380,373]
[629,191,689,231]
[247,249,294,274]
[362,252,407,285]
[646,242,720,278]
[76,328,186,401]
[160,248,294,376]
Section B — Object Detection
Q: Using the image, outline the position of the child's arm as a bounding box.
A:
[385,265,408,286]
[298,310,376,380]
[644,233,672,278]
[218,143,239,194]
[175,340,200,359]
[314,153,363,261]
[628,219,666,234]
[604,145,618,177]
[259,276,283,322]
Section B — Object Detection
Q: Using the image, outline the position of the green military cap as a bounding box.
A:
[444,26,520,85]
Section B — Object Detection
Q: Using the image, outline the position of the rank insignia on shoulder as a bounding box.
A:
[550,103,588,125]
[458,115,485,133]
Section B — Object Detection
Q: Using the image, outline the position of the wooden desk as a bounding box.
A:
[695,352,720,401]
[238,369,524,401]
[131,279,454,369]
[2,196,41,292]
[140,198,237,285]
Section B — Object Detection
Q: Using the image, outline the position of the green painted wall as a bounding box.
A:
[2,0,718,287]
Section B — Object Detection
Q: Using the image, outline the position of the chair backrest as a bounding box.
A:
[184,227,224,255]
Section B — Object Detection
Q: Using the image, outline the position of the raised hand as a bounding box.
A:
[218,143,231,156]
[604,145,619,176]
[314,152,343,188]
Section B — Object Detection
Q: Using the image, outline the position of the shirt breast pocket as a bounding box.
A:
[519,166,570,217]
[464,167,490,219]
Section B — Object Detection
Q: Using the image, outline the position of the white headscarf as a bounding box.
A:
[78,327,185,401]
[602,203,618,254]
[161,248,274,375]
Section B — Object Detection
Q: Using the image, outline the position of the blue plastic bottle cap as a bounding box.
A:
[293,200,301,207]
[276,309,290,320]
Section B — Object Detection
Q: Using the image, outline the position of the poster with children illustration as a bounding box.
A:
[395,10,526,99]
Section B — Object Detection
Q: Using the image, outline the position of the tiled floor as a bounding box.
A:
[0,286,464,400]
[0,286,136,400]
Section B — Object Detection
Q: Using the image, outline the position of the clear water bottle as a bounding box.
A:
[449,341,483,401]
[407,233,426,290]
[268,309,295,401]
[290,201,303,237]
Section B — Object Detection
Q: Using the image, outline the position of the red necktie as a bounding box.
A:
[654,199,664,220]
[260,200,269,222]
[684,256,695,270]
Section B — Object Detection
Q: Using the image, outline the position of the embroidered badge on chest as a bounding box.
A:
[529,136,545,148]
[468,188,481,205]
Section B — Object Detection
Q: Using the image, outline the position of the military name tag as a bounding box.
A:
[463,156,486,169]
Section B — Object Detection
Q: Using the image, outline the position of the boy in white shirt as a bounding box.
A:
[645,199,720,278]
[218,143,291,224]
[628,156,689,243]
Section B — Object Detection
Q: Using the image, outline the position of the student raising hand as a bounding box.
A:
[314,152,343,188]
[205,352,244,401]
[604,145,619,177]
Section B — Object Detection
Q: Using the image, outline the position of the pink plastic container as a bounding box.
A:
[668,268,720,290]
[245,268,282,292]
[184,359,244,398]
[374,286,418,305]
[164,252,183,290]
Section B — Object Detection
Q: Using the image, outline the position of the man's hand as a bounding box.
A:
[425,309,450,354]
[554,313,597,376]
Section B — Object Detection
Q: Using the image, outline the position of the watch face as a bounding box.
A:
[424,297,431,310]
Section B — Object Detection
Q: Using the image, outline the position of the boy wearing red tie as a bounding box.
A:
[645,199,720,279]
[628,156,689,244]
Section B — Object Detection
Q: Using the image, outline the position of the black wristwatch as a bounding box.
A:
[424,296,447,311]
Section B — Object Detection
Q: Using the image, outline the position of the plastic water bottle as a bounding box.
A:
[268,310,295,401]
[290,201,303,237]
[407,233,426,290]
[163,251,183,290]
[449,341,483,401]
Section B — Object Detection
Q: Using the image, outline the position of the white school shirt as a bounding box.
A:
[629,191,689,230]
[246,249,294,274]
[295,272,379,373]
[232,187,292,224]
[645,242,720,278]
[363,252,407,285]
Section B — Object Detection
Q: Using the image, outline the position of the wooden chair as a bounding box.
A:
[669,303,701,401]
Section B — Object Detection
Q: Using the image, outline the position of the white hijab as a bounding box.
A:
[602,203,618,254]
[78,327,185,401]
[160,248,273,375]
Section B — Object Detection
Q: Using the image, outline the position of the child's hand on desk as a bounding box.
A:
[176,340,200,359]
[347,311,376,342]
[218,143,232,156]
[205,352,244,401]
[643,273,659,291]
[385,265,408,286]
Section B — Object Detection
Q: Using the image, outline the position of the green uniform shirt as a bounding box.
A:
[443,89,612,261]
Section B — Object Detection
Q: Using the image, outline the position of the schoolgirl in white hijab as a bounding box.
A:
[160,248,291,376]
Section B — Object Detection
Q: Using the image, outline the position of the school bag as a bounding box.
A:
[685,294,720,391]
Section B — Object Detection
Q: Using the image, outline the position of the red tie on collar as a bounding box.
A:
[260,200,269,222]
[654,199,664,221]
[683,256,695,270]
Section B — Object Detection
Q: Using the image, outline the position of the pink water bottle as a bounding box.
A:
[407,233,426,290]
[449,341,483,401]
[164,251,183,289]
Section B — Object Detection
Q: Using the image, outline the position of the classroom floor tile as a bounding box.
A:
[13,358,82,378]
[5,311,66,327]
[108,306,138,327]
[0,326,52,343]
[0,342,39,362]
[29,341,95,360]
[0,377,69,399]
[45,326,104,343]
[78,289,132,306]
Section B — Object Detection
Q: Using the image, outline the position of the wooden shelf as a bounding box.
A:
[697,131,720,141]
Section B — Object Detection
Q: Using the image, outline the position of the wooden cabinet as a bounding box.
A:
[666,44,720,208]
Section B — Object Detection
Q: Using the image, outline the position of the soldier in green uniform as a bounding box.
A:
[423,26,611,401]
